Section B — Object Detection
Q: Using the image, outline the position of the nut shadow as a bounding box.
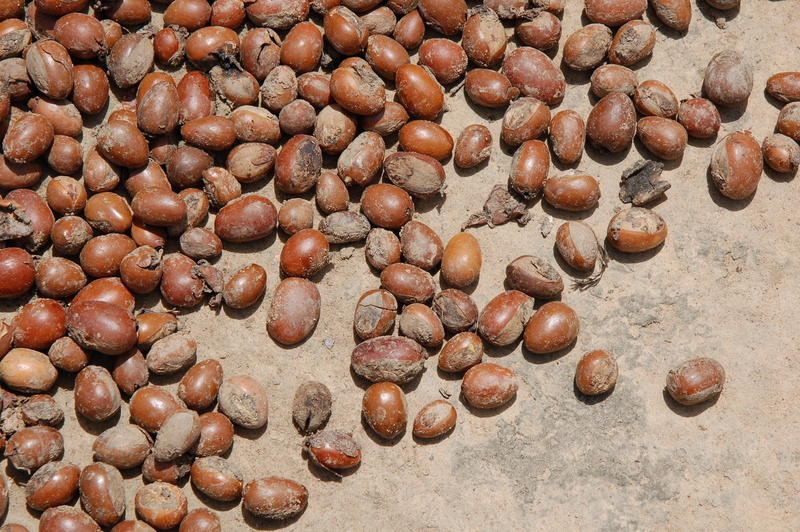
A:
[583,141,633,166]
[242,503,307,530]
[458,391,516,418]
[662,388,720,417]
[348,366,424,393]
[303,454,361,482]
[190,483,242,513]
[697,2,740,24]
[604,237,666,264]
[573,379,616,405]
[522,340,576,365]
[234,422,268,441]
[360,416,405,447]
[412,424,456,445]
[75,408,122,437]
[540,199,599,222]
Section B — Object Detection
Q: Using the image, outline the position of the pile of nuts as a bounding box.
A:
[0,0,793,526]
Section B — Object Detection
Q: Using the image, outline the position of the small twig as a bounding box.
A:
[448,78,466,97]
[572,245,609,290]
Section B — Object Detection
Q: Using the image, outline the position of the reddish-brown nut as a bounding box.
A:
[634,80,678,118]
[608,20,655,66]
[129,386,185,434]
[179,228,222,261]
[777,102,800,142]
[178,359,223,410]
[177,71,215,124]
[45,176,86,216]
[96,121,149,169]
[431,289,478,333]
[323,6,368,55]
[413,399,456,438]
[666,358,725,406]
[84,192,133,234]
[303,430,361,472]
[441,232,482,288]
[279,99,316,136]
[280,229,329,278]
[66,300,137,355]
[93,424,152,469]
[315,172,349,214]
[384,151,446,199]
[607,207,668,252]
[399,221,443,270]
[314,104,358,154]
[5,426,63,473]
[330,60,386,115]
[461,6,506,68]
[242,477,308,519]
[154,409,201,461]
[365,228,402,270]
[179,509,220,532]
[709,131,763,200]
[584,0,645,26]
[202,167,241,208]
[462,363,518,409]
[454,124,492,168]
[39,506,100,532]
[586,93,637,152]
[137,80,180,136]
[110,348,148,396]
[71,64,109,115]
[592,65,639,99]
[502,47,565,105]
[650,0,691,30]
[338,131,385,186]
[274,135,322,194]
[575,350,618,395]
[147,333,196,375]
[4,188,53,252]
[223,264,266,309]
[477,290,534,346]
[563,24,612,71]
[214,195,277,242]
[763,134,800,173]
[111,521,158,532]
[556,221,599,271]
[125,161,170,197]
[509,139,549,198]
[703,50,753,107]
[395,64,445,120]
[135,482,188,530]
[49,216,92,256]
[191,412,234,457]
[260,65,298,112]
[365,35,409,80]
[267,277,321,345]
[106,34,154,89]
[184,26,239,71]
[153,27,187,67]
[280,22,323,73]
[0,248,34,298]
[398,120,453,161]
[637,117,688,160]
[417,38,467,85]
[163,0,211,30]
[548,110,585,165]
[515,10,561,50]
[226,142,277,183]
[82,148,122,193]
[506,256,563,299]
[48,337,90,373]
[297,72,331,107]
[351,335,425,383]
[677,97,720,139]
[767,72,800,104]
[25,461,81,512]
[25,40,73,100]
[190,456,242,501]
[438,331,483,372]
[79,462,125,527]
[398,303,444,347]
[75,365,121,422]
[181,116,237,151]
[71,277,135,312]
[361,6,396,34]
[362,381,407,439]
[10,298,65,350]
[393,9,424,49]
[380,263,436,304]
[218,375,269,429]
[0,156,42,190]
[136,312,178,351]
[418,0,466,35]
[523,301,579,354]
[3,112,53,164]
[361,183,414,228]
[28,97,82,137]
[0,347,57,394]
[354,289,397,340]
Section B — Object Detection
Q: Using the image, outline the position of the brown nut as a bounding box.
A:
[39,506,101,532]
[66,300,137,355]
[777,102,800,142]
[413,399,456,438]
[292,381,332,434]
[191,412,234,457]
[418,0,466,35]
[767,72,800,104]
[179,509,220,532]
[543,170,601,211]
[365,35,409,80]
[190,456,242,501]
[351,335,425,384]
[48,337,90,373]
[586,93,636,153]
[502,47,565,105]
[362,381,407,439]
[676,97,720,139]
[275,135,322,194]
[79,462,125,527]
[501,97,551,147]
[709,131,763,200]
[96,120,149,169]
[281,229,329,277]
[703,50,753,108]
[365,228,402,270]
[383,151,446,199]
[93,425,152,470]
[214,195,277,242]
[515,10,561,50]
[477,290,534,346]
[129,386,185,434]
[3,112,53,164]
[361,183,414,229]
[314,104,357,154]
[461,6,506,67]
[178,360,223,410]
[509,139,549,199]
[418,38,467,84]
[25,461,80,512]
[637,117,688,160]
[762,134,800,173]
[650,0,691,30]
[267,277,321,345]
[584,0,645,26]
[555,221,599,271]
[324,6,369,56]
[75,365,121,422]
[607,207,668,252]
[380,263,436,304]
[563,24,611,72]
[399,221,443,270]
[431,289,478,333]
[315,172,349,214]
[398,303,444,347]
[462,363,518,409]
[134,482,188,530]
[395,64,445,121]
[223,264,267,309]
[318,211,371,244]
[136,312,178,351]
[634,80,678,118]
[330,60,386,115]
[278,198,314,236]
[523,301,579,354]
[464,68,519,108]
[454,124,492,169]
[354,289,398,340]
[154,409,201,461]
[438,331,483,372]
[575,350,618,395]
[281,21,323,73]
[5,426,63,473]
[303,430,361,472]
[242,477,308,519]
[0,348,58,393]
[110,348,148,396]
[218,375,269,429]
[666,358,725,406]
[608,20,655,66]
[506,255,563,299]
[11,298,66,350]
[398,120,453,161]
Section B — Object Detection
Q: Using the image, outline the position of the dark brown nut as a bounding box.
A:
[75,365,121,422]
[677,97,720,139]
[143,455,191,485]
[154,409,201,461]
[184,26,239,71]
[523,301,579,354]
[20,394,64,426]
[275,134,322,194]
[190,456,242,501]
[147,333,197,375]
[11,299,66,350]
[71,64,109,115]
[129,386,185,434]
[245,0,309,29]
[177,71,215,124]
[5,426,63,473]
[110,348,148,396]
[202,167,241,208]
[607,207,668,252]
[239,28,280,81]
[650,0,690,30]
[242,477,308,519]
[563,24,611,71]
[398,303,444,347]
[362,381,407,439]
[79,462,125,527]
[763,134,800,173]
[0,348,57,393]
[477,290,534,346]
[278,198,314,235]
[222,264,266,309]
[5,188,54,252]
[634,80,678,118]
[590,64,637,98]
[39,506,101,532]
[417,38,467,85]
[399,221,443,270]
[179,228,222,261]
[191,412,234,457]
[398,120,452,161]
[163,0,211,31]
[393,10,424,49]
[337,131,385,186]
[586,93,637,153]
[48,337,89,373]
[279,99,316,136]
[136,312,178,351]
[502,47,565,106]
[153,27,187,67]
[214,195,278,243]
[703,50,752,107]
[132,188,187,229]
[462,363,518,409]
[501,97,551,147]
[314,104,358,154]
[361,183,414,228]
[454,125,492,168]
[506,256,564,299]
[93,425,152,469]
[66,300,137,355]
[49,216,92,256]
[383,151,446,199]
[267,277,321,345]
[709,131,763,200]
[260,65,298,113]
[181,116,236,151]
[351,335,425,384]
[137,80,180,136]
[365,35,409,80]
[766,72,800,103]
[515,10,560,50]
[395,64,445,120]
[549,110,586,165]
[280,22,323,73]
[0,156,42,189]
[135,482,188,530]
[107,34,153,89]
[440,232,481,288]
[226,142,277,183]
[318,211,371,244]
[28,97,82,137]
[292,381,332,434]
[431,289,477,332]
[330,60,386,116]
[666,358,725,406]
[461,6,506,68]
[439,331,483,372]
[413,399,456,438]
[608,20,655,66]
[637,117,688,160]
[543,170,601,211]
[360,104,409,140]
[82,148,122,193]
[584,0,645,26]
[280,229,330,277]
[170,189,210,236]
[380,263,436,304]
[25,40,73,100]
[354,289,398,340]
[323,6,368,55]
[25,461,80,512]
[297,72,331,107]
[0,248,34,298]
[509,139,549,198]
[96,120,149,169]
[365,228,402,270]
[45,176,86,216]
[218,375,269,429]
[83,192,132,234]
[3,112,53,164]
[556,221,599,271]
[178,359,223,411]
[179,508,220,532]
[315,172,349,214]
[72,277,135,312]
[575,350,618,395]
[777,102,800,142]
[304,430,362,473]
[418,0,466,35]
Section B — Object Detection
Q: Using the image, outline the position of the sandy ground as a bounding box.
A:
[3,0,800,530]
